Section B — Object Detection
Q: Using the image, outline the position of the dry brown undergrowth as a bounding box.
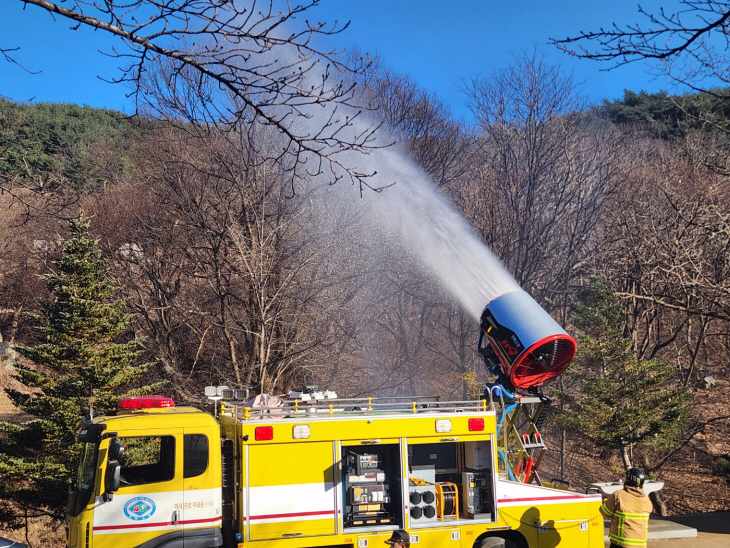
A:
[0,511,65,548]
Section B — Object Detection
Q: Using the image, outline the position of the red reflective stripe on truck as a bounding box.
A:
[95,521,174,530]
[181,517,223,525]
[94,516,221,531]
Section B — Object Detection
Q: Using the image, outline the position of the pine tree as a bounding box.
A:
[556,277,692,470]
[0,216,159,526]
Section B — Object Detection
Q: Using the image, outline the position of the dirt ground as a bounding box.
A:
[646,511,730,548]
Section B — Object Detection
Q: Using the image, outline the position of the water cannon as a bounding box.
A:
[478,290,576,391]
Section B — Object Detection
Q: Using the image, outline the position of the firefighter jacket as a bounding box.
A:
[600,485,653,547]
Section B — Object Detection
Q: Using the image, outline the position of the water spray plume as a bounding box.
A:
[353,146,520,320]
[329,140,576,390]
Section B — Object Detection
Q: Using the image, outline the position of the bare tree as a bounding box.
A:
[0,204,59,346]
[422,299,482,399]
[594,133,730,386]
[565,133,730,506]
[6,1,383,194]
[351,57,470,188]
[464,54,622,317]
[459,55,627,480]
[89,119,371,397]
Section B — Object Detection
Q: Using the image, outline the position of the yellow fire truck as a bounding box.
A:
[64,388,603,548]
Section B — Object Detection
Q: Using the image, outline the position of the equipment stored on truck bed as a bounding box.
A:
[65,388,603,548]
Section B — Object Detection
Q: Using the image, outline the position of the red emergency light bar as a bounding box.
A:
[119,395,175,409]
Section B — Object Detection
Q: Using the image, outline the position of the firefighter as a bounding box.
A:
[385,530,410,548]
[600,468,654,548]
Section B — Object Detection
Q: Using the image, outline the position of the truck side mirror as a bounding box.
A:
[103,462,121,502]
[108,440,125,462]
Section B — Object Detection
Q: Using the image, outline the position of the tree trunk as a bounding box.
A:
[9,305,22,345]
[621,445,632,470]
[223,326,241,384]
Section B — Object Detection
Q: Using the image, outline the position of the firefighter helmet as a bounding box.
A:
[626,468,646,488]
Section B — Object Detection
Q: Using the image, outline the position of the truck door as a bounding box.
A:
[92,429,185,548]
[247,441,337,541]
[182,431,223,547]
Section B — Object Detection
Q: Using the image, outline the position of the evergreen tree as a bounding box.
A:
[556,277,692,470]
[0,216,158,526]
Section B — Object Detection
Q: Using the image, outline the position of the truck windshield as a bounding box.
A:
[76,442,98,492]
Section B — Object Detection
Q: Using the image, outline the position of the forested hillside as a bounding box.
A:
[1,57,729,544]
[0,100,141,194]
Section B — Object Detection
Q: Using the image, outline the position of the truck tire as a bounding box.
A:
[479,537,519,548]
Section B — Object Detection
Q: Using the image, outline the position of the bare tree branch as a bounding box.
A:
[553,3,730,62]
[0,45,39,74]
[551,1,730,94]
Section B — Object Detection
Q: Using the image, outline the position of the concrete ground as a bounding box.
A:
[645,511,730,548]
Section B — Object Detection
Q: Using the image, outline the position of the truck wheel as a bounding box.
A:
[479,537,519,548]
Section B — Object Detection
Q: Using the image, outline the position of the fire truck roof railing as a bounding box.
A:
[220,395,496,421]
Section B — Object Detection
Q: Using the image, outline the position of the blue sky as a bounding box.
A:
[0,1,681,121]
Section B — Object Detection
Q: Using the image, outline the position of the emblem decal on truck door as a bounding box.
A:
[123,497,157,521]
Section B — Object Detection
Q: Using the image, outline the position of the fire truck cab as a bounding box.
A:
[65,392,603,548]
